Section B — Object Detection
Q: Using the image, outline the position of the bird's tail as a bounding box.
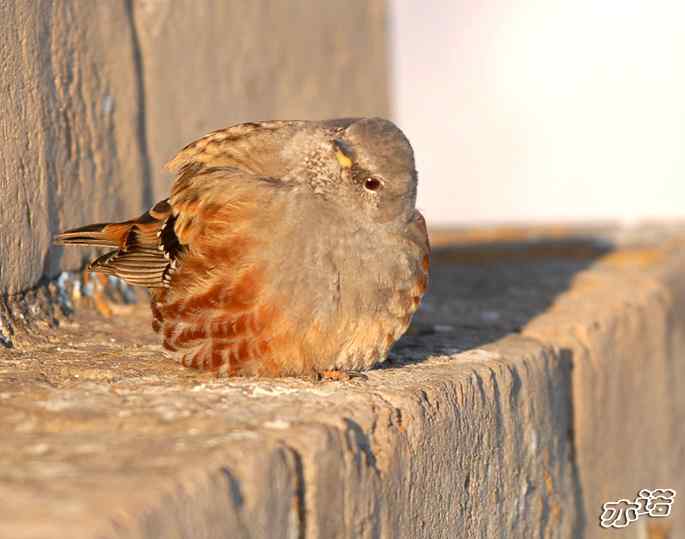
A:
[54,200,178,288]
[53,221,134,249]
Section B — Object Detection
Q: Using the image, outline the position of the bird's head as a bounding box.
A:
[331,117,417,224]
[286,118,418,225]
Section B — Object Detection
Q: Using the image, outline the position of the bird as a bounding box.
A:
[54,118,430,379]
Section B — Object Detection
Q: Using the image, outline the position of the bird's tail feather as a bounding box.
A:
[53,222,133,248]
[54,200,177,288]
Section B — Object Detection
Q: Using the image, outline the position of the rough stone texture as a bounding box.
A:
[1,227,683,538]
[0,1,146,293]
[525,235,685,538]
[0,0,389,294]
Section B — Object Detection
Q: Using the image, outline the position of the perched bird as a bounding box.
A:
[55,118,430,379]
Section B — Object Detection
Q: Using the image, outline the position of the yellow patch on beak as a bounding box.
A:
[335,147,353,169]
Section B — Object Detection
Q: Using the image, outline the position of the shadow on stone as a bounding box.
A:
[558,347,587,538]
[388,236,613,366]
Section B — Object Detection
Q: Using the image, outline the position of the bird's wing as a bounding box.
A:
[54,162,283,289]
[165,121,306,179]
[165,118,359,182]
[168,164,285,246]
[55,118,326,290]
[156,166,293,375]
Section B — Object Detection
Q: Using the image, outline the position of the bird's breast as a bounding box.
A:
[265,219,428,371]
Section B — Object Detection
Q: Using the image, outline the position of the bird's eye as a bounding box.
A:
[364,177,383,192]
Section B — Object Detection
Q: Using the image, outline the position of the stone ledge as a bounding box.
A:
[0,227,683,538]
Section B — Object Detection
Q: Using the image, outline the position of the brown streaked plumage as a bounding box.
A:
[55,118,430,378]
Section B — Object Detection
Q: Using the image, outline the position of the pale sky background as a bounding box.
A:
[390,0,685,225]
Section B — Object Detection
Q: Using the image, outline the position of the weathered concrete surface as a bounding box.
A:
[0,1,146,293]
[1,228,683,538]
[0,0,389,294]
[524,235,685,538]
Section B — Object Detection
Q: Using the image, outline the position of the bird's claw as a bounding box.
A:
[318,369,369,382]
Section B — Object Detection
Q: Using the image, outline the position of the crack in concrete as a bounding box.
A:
[281,442,307,539]
[220,467,252,538]
[124,0,155,211]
